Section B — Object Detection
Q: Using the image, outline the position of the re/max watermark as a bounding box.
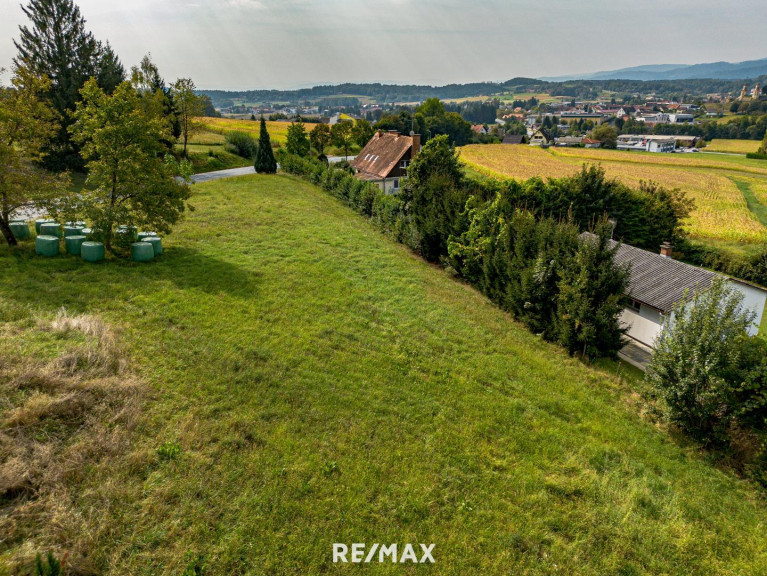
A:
[333,543,435,564]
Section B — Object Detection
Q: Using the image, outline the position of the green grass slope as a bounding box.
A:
[1,175,766,575]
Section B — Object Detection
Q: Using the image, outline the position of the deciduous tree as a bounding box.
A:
[65,79,191,254]
[171,77,204,158]
[286,120,310,157]
[310,123,331,155]
[331,121,354,159]
[647,278,755,443]
[0,66,68,246]
[351,118,374,148]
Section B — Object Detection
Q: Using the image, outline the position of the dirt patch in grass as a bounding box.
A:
[0,309,147,575]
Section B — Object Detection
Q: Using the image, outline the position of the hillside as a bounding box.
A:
[2,175,767,574]
[542,57,767,81]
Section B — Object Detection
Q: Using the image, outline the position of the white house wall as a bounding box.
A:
[731,280,767,336]
[620,307,663,347]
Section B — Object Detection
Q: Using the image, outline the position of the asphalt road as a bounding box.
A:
[190,155,356,184]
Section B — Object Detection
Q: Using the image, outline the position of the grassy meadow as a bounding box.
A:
[2,174,767,574]
[460,144,767,249]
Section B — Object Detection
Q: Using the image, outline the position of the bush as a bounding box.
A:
[647,278,756,444]
[746,152,767,160]
[225,131,258,159]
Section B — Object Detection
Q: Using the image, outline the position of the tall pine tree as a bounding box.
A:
[254,117,277,174]
[14,0,125,169]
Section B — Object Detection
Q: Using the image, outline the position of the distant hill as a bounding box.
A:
[542,58,767,81]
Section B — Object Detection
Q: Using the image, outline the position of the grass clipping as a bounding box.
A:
[0,309,145,574]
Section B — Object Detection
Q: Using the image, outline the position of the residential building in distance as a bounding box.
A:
[529,127,553,146]
[502,134,528,145]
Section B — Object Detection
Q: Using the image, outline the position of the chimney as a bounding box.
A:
[660,242,673,258]
[410,132,421,158]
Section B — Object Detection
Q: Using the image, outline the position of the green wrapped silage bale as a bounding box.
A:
[64,225,85,237]
[39,222,61,238]
[81,241,105,263]
[65,235,87,256]
[35,235,60,256]
[10,221,31,239]
[137,231,157,241]
[66,220,86,228]
[35,218,54,234]
[142,236,163,256]
[131,242,154,263]
[81,228,92,237]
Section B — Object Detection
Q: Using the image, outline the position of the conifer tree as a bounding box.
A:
[555,220,629,359]
[14,0,125,169]
[254,117,277,174]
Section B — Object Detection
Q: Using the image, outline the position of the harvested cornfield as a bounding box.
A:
[460,144,767,244]
[201,117,318,145]
[706,139,761,154]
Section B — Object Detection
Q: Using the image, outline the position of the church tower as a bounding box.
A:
[740,84,749,100]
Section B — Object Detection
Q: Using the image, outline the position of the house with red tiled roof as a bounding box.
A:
[350,130,421,193]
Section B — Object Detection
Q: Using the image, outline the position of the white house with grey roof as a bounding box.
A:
[610,240,767,348]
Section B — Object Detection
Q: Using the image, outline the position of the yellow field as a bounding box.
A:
[706,139,761,154]
[460,144,767,244]
[201,117,318,145]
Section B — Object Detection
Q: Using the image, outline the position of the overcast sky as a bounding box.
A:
[1,0,766,90]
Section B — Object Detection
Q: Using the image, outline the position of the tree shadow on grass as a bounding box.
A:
[0,244,261,315]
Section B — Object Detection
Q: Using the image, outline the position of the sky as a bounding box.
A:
[1,0,766,91]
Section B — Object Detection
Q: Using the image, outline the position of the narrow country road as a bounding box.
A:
[190,156,356,184]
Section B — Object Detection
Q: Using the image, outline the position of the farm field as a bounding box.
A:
[460,144,767,246]
[706,139,762,154]
[201,117,318,146]
[3,175,767,574]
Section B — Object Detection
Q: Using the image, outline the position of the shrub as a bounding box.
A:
[225,131,258,159]
[647,278,755,444]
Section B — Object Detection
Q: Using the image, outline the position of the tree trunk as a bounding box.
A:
[183,116,189,158]
[0,218,18,247]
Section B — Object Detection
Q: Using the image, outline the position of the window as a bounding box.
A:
[400,160,410,169]
[392,178,400,190]
[627,299,641,313]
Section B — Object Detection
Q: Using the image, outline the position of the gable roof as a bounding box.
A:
[611,239,716,312]
[502,134,527,144]
[351,131,413,181]
[579,233,720,312]
[531,127,552,141]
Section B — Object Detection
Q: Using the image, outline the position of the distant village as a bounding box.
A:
[217,81,767,154]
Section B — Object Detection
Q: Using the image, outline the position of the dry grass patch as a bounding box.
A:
[0,308,146,575]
